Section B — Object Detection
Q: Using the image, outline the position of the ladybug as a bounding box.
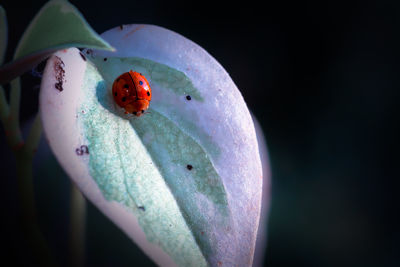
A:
[112,70,152,116]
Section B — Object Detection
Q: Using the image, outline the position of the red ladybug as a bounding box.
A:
[112,71,152,116]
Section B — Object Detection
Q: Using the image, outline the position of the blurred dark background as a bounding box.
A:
[0,0,399,266]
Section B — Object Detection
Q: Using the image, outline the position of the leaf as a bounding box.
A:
[0,5,7,65]
[0,0,113,84]
[40,25,263,266]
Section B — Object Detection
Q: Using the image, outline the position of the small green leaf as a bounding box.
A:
[13,0,113,60]
[0,6,7,65]
[0,0,113,84]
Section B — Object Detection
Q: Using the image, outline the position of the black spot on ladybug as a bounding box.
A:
[79,52,86,61]
[187,164,193,170]
[141,110,145,113]
[114,92,117,96]
[147,91,150,96]
[122,97,126,102]
[124,84,129,88]
[103,58,107,61]
[138,206,145,211]
[186,95,192,101]
[139,81,143,85]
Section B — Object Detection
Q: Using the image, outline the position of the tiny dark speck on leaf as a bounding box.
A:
[186,95,192,101]
[81,145,89,154]
[103,58,107,61]
[54,56,65,92]
[76,145,89,155]
[55,82,63,91]
[187,164,193,170]
[138,206,145,211]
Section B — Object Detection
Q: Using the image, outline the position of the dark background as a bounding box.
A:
[0,0,399,266]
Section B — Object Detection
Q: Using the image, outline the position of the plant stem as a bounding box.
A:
[3,78,23,149]
[1,78,57,266]
[15,151,57,267]
[69,183,86,267]
[10,78,22,136]
[25,113,42,153]
[0,85,9,119]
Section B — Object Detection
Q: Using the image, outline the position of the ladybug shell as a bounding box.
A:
[112,71,152,116]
